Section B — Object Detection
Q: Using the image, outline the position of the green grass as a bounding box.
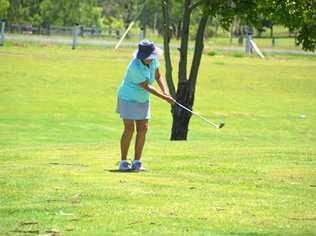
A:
[0,42,316,235]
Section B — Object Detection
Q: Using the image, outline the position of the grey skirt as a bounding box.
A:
[116,97,151,120]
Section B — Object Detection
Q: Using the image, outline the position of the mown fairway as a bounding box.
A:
[0,42,316,235]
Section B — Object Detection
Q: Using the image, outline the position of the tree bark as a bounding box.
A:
[161,0,176,98]
[171,80,192,140]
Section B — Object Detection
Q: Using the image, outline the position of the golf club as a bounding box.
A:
[173,99,224,129]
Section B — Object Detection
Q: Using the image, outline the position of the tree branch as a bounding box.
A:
[178,0,191,84]
[161,0,176,97]
[188,1,211,102]
[189,0,205,12]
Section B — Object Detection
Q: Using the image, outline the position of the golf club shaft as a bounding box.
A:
[174,100,219,128]
[114,0,148,51]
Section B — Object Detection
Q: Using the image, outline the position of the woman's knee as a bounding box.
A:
[124,122,134,134]
[136,122,149,134]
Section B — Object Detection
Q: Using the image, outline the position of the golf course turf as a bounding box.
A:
[0,42,315,235]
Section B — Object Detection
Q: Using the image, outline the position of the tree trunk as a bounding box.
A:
[171,0,210,140]
[170,0,192,140]
[176,20,182,39]
[142,1,147,38]
[161,0,210,140]
[171,80,192,140]
[237,22,244,46]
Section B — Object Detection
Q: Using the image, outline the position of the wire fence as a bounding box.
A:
[1,22,145,49]
[1,22,313,55]
[6,23,133,39]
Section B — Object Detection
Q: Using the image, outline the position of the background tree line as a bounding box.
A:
[2,0,310,40]
[0,0,100,27]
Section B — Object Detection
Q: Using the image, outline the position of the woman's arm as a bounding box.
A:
[155,68,168,95]
[139,80,174,104]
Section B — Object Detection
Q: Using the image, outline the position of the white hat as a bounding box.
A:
[133,39,163,60]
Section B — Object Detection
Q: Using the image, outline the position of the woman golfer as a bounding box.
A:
[116,40,174,171]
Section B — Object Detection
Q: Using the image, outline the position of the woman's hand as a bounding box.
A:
[164,94,175,105]
[139,81,174,104]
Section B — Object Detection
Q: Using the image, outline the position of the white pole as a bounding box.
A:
[72,25,79,50]
[114,21,135,51]
[114,0,148,51]
[245,26,253,54]
[246,33,253,53]
[250,40,265,59]
[0,21,5,46]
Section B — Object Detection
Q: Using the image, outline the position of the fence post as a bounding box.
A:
[229,32,233,45]
[272,37,276,47]
[238,34,243,46]
[245,26,253,54]
[271,25,275,47]
[72,24,79,50]
[47,24,51,35]
[139,27,144,40]
[0,20,5,46]
[115,29,120,39]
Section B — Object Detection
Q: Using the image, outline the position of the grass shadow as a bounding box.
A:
[107,169,147,174]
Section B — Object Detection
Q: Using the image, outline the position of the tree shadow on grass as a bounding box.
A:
[107,169,147,173]
[228,233,271,236]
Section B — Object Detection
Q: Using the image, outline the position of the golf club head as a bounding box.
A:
[217,122,225,129]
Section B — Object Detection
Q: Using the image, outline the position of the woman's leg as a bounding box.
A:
[120,119,135,160]
[135,119,149,160]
